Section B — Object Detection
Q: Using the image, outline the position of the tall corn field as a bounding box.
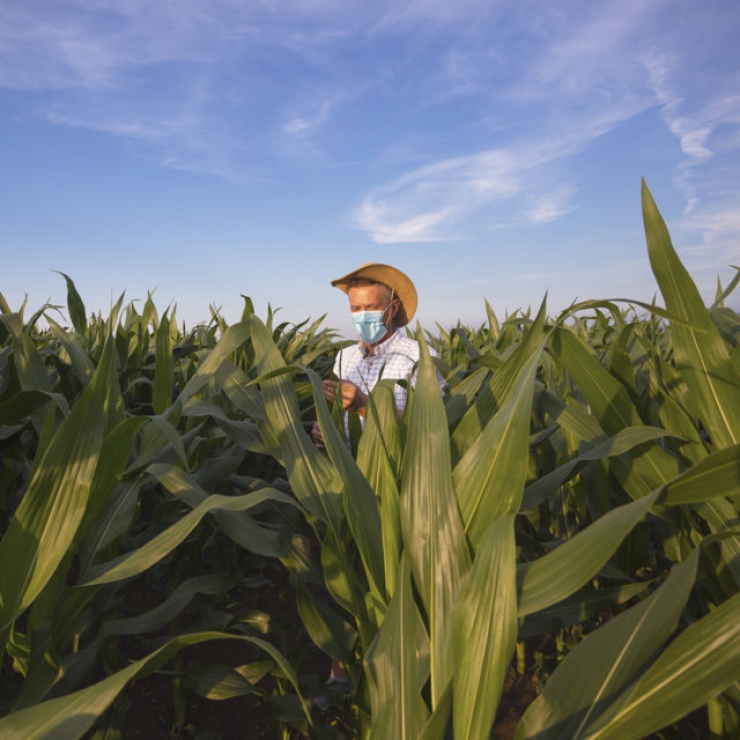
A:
[1,181,739,739]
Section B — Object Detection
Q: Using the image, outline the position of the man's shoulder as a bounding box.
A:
[387,331,420,356]
[392,332,439,359]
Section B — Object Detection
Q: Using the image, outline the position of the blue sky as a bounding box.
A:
[2,0,739,337]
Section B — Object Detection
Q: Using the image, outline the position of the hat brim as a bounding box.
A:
[331,263,417,327]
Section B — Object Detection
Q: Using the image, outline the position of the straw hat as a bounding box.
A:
[331,263,418,327]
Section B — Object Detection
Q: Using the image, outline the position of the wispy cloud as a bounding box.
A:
[275,89,360,155]
[3,0,740,253]
[352,148,523,243]
[350,0,740,250]
[524,183,577,224]
[0,1,368,173]
[352,138,588,242]
[680,203,740,273]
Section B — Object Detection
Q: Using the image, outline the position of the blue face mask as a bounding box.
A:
[352,303,392,345]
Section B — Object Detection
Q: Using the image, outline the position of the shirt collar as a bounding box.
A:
[361,328,402,357]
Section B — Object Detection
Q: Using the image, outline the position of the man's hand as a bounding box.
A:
[311,421,325,450]
[323,379,367,415]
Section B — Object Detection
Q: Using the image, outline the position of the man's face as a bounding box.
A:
[347,284,392,314]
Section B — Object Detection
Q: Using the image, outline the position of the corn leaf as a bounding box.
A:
[523,427,674,510]
[176,321,252,403]
[520,582,650,638]
[53,271,87,337]
[148,463,291,558]
[307,367,386,607]
[295,578,357,665]
[365,555,430,739]
[518,491,658,617]
[183,661,273,700]
[0,340,112,631]
[0,390,51,425]
[0,632,308,740]
[451,301,547,460]
[550,326,680,497]
[453,309,543,545]
[516,547,699,740]
[356,381,404,599]
[82,489,297,586]
[153,312,174,415]
[658,442,740,505]
[453,515,518,740]
[401,329,471,706]
[249,316,343,531]
[22,575,237,706]
[585,590,740,740]
[642,180,740,448]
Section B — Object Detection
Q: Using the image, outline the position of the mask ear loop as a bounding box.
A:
[386,288,396,316]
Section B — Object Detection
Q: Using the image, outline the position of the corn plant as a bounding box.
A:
[0,289,341,739]
[240,181,740,738]
[1,181,739,740]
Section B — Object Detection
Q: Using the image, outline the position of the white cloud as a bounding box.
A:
[681,203,740,258]
[524,183,578,224]
[350,109,634,243]
[3,0,740,232]
[352,198,457,243]
[352,148,524,242]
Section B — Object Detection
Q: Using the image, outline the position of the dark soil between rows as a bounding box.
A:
[115,563,709,740]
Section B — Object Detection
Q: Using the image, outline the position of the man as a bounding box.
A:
[311,262,440,691]
[312,263,440,446]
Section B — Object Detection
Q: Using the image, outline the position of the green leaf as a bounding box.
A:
[82,488,298,586]
[357,381,404,599]
[550,326,680,497]
[148,463,291,558]
[518,491,659,617]
[53,271,87,336]
[80,416,148,545]
[153,312,174,415]
[0,632,309,740]
[519,582,650,638]
[0,391,51,425]
[451,300,547,461]
[642,180,740,448]
[182,661,272,700]
[537,388,605,442]
[249,316,343,530]
[46,316,95,386]
[585,590,740,740]
[516,547,700,740]
[27,575,237,703]
[0,340,112,631]
[176,321,252,403]
[453,515,518,740]
[401,329,471,707]
[295,578,357,665]
[658,442,740,505]
[365,554,430,739]
[453,305,543,545]
[522,427,675,510]
[307,367,386,607]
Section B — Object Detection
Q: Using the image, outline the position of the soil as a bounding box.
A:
[120,648,707,740]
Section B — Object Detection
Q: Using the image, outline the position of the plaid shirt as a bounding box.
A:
[333,328,439,414]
